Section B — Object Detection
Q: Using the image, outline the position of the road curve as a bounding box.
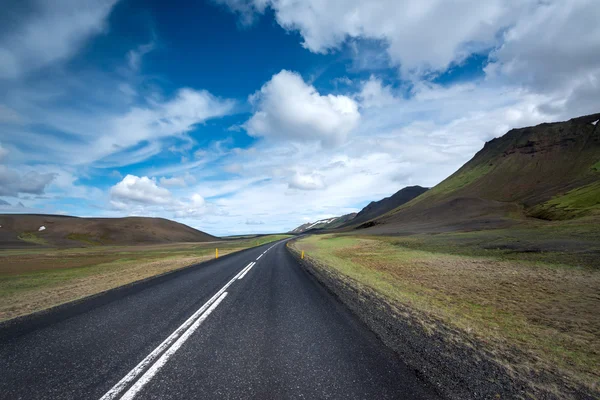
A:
[0,239,439,399]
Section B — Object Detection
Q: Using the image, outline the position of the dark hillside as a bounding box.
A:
[341,186,428,228]
[0,214,218,248]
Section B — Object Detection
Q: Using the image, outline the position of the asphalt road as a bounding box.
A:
[0,239,439,399]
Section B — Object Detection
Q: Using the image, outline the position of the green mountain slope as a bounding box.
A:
[367,112,600,233]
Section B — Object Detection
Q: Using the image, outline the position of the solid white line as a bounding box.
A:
[238,262,256,280]
[99,262,252,400]
[256,254,263,260]
[120,292,228,400]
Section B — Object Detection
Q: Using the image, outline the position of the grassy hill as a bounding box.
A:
[0,214,218,248]
[364,112,600,233]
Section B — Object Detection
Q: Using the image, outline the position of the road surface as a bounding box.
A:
[0,239,439,399]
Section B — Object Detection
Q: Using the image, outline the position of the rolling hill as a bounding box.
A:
[0,214,218,248]
[360,112,600,234]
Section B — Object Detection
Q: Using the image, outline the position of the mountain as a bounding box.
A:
[0,214,218,248]
[291,213,357,234]
[360,112,600,234]
[340,186,428,228]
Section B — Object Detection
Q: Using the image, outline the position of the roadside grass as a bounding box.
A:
[293,233,600,393]
[0,234,291,322]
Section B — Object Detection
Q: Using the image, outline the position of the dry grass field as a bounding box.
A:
[292,232,600,395]
[0,235,291,322]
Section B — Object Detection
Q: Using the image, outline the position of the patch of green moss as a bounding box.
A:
[17,232,48,246]
[528,181,600,220]
[592,160,600,172]
[66,233,102,245]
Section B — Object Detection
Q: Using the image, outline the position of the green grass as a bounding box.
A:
[592,160,600,171]
[529,181,600,220]
[293,234,600,393]
[66,233,103,245]
[389,164,493,215]
[17,232,48,246]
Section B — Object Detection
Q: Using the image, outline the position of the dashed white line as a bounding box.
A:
[237,262,255,279]
[256,254,263,260]
[119,292,228,400]
[238,262,256,280]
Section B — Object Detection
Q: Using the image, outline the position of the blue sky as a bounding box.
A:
[0,0,599,235]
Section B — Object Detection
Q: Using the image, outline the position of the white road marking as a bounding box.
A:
[238,262,256,280]
[99,260,255,400]
[237,262,255,277]
[120,292,228,400]
[256,254,263,260]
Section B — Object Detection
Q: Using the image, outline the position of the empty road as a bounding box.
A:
[0,239,438,399]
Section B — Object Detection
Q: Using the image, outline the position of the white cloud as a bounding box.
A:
[0,0,119,79]
[2,84,236,167]
[212,0,268,26]
[289,172,326,190]
[358,76,397,108]
[486,0,600,117]
[109,175,211,220]
[127,41,155,71]
[244,70,360,146]
[98,88,235,162]
[159,176,187,187]
[0,143,8,161]
[0,166,57,197]
[110,175,172,205]
[218,0,531,76]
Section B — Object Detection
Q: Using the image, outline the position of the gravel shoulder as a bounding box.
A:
[287,238,598,400]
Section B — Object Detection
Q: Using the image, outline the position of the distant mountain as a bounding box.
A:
[0,214,218,248]
[361,112,600,234]
[291,213,357,234]
[340,186,428,228]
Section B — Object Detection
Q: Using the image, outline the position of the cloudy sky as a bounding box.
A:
[0,0,598,235]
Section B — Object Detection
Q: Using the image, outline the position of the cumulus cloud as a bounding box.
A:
[109,175,211,219]
[110,175,172,205]
[244,70,360,146]
[0,166,56,197]
[0,0,119,79]
[358,76,397,108]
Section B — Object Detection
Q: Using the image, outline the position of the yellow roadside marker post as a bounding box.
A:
[216,248,219,259]
[301,250,304,259]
